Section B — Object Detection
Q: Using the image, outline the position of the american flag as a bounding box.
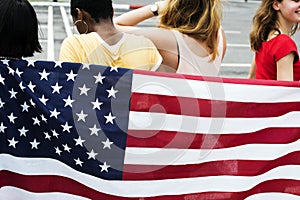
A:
[1,59,300,200]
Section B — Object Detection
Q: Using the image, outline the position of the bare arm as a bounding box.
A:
[114,1,166,26]
[248,54,256,79]
[276,53,294,81]
[115,25,178,71]
[114,5,155,26]
[220,26,227,60]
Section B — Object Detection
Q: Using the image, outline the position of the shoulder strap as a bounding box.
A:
[171,30,181,71]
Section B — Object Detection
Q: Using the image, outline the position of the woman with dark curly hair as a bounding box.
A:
[59,0,162,71]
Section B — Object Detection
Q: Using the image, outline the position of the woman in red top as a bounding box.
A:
[248,0,300,81]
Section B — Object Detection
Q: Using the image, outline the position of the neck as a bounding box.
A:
[94,23,119,36]
[93,23,123,45]
[277,16,294,35]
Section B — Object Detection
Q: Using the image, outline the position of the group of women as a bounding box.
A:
[1,0,300,81]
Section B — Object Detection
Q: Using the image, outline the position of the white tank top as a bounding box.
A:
[173,29,223,76]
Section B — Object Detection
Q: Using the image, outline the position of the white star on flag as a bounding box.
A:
[106,86,118,98]
[89,124,101,136]
[104,112,116,124]
[66,70,77,81]
[99,162,110,172]
[8,137,19,148]
[61,122,72,133]
[91,98,103,110]
[94,72,105,84]
[54,147,62,156]
[78,84,91,96]
[74,136,85,147]
[62,144,71,153]
[30,139,40,149]
[87,149,98,160]
[18,126,28,137]
[0,74,5,85]
[39,69,50,80]
[50,108,60,119]
[39,95,48,105]
[21,102,29,112]
[0,122,7,133]
[76,110,88,122]
[51,82,63,94]
[28,81,36,92]
[102,138,114,149]
[74,158,83,166]
[9,88,17,99]
[63,95,75,107]
[27,60,35,67]
[8,113,17,123]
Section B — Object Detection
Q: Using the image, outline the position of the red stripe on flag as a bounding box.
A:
[130,93,300,118]
[123,151,300,180]
[2,170,300,199]
[0,170,118,199]
[127,128,300,149]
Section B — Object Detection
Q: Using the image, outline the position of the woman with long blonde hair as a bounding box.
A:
[115,0,226,76]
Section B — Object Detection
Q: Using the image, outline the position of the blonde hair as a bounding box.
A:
[250,0,299,52]
[159,0,222,61]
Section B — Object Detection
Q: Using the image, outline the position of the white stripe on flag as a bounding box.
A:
[124,138,300,165]
[132,74,300,103]
[129,111,300,134]
[2,154,300,197]
[0,186,89,200]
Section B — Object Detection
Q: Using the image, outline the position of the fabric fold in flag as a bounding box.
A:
[1,59,300,199]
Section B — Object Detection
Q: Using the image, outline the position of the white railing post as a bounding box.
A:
[47,6,54,61]
[60,6,72,37]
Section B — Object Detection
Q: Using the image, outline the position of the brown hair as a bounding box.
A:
[250,0,299,51]
[159,0,222,61]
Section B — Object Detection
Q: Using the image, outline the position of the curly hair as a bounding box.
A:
[71,0,113,23]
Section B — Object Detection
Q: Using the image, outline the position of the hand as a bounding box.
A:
[155,1,167,15]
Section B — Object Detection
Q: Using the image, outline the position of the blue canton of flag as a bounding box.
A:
[0,59,132,180]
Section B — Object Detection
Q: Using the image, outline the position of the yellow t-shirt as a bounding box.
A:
[59,32,162,71]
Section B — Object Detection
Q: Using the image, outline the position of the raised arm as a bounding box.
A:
[114,1,166,26]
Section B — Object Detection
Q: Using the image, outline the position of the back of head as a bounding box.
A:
[0,0,42,58]
[160,0,222,60]
[71,0,113,23]
[160,0,222,37]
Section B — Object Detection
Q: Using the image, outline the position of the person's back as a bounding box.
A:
[0,0,42,60]
[115,0,226,76]
[59,0,162,71]
[172,29,224,76]
[60,32,161,71]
